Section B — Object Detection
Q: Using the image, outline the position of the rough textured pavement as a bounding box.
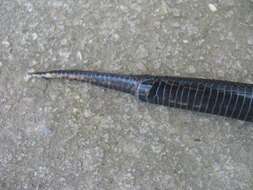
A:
[1,0,253,189]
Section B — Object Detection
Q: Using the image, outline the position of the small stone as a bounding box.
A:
[31,60,37,66]
[119,5,128,12]
[208,3,217,12]
[160,0,169,16]
[247,36,253,45]
[188,65,196,73]
[113,33,120,41]
[77,51,82,60]
[25,2,33,12]
[84,109,93,118]
[0,62,2,67]
[2,40,10,47]
[61,38,68,45]
[73,108,79,113]
[32,33,38,40]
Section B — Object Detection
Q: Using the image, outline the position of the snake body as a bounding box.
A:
[30,70,253,122]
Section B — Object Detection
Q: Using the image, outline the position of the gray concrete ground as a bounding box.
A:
[1,0,253,189]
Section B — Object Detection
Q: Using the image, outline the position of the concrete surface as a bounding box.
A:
[1,0,253,189]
